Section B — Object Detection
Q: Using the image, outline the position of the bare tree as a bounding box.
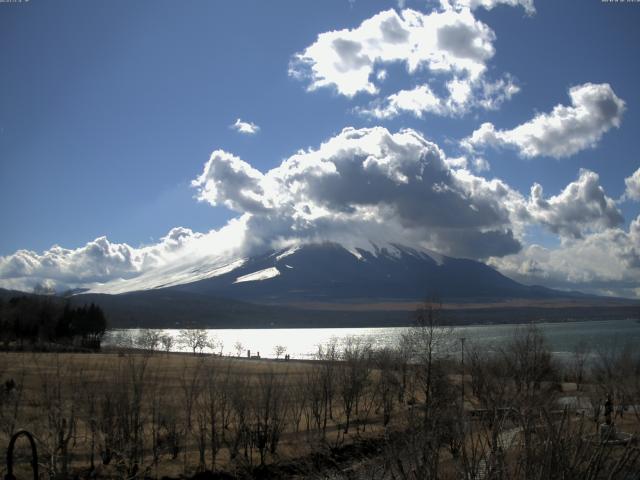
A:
[228,375,251,462]
[571,339,591,391]
[234,341,244,358]
[288,377,308,433]
[208,335,224,356]
[36,354,77,478]
[273,344,287,360]
[200,357,229,470]
[593,341,640,423]
[178,329,210,355]
[94,354,151,477]
[373,347,401,427]
[179,357,204,473]
[503,323,555,397]
[250,368,289,465]
[384,300,455,479]
[467,342,517,477]
[404,300,453,417]
[395,334,413,405]
[111,329,135,352]
[501,324,559,480]
[303,365,325,435]
[147,367,171,477]
[160,334,174,355]
[136,329,162,352]
[337,336,372,433]
[315,339,339,438]
[78,361,105,473]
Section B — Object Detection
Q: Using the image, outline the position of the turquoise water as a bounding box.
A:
[105,318,640,360]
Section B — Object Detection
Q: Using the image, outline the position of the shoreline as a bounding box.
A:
[108,315,640,330]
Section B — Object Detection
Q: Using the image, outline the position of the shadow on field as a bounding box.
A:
[160,438,384,480]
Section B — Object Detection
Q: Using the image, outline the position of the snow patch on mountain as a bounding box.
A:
[87,257,246,294]
[346,248,364,260]
[234,267,280,284]
[275,246,301,261]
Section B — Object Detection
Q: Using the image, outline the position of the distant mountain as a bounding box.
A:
[151,242,575,303]
[4,242,637,328]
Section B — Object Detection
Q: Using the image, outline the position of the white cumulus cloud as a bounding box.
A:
[527,169,623,239]
[231,118,260,135]
[444,0,535,15]
[0,224,247,293]
[489,215,640,298]
[193,126,527,259]
[192,150,267,213]
[463,83,625,159]
[623,167,640,202]
[290,5,522,118]
[364,75,519,119]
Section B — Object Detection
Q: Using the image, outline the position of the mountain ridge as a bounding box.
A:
[3,242,638,328]
[160,241,581,303]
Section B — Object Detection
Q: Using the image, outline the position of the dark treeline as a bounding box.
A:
[0,295,107,350]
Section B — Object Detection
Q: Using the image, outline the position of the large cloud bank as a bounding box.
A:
[2,126,633,296]
[490,215,640,298]
[0,221,248,293]
[192,127,526,259]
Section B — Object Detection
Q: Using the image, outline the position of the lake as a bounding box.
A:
[104,318,640,361]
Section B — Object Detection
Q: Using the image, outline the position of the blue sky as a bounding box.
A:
[1,0,639,296]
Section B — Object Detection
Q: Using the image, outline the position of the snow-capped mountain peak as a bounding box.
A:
[84,240,562,303]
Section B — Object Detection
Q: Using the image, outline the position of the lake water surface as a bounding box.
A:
[105,318,640,361]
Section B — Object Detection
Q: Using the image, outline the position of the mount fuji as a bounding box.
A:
[87,242,562,303]
[55,241,640,328]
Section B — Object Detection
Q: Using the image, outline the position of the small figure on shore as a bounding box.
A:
[604,394,613,425]
[4,378,16,393]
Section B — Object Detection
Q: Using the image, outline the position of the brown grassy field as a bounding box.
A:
[2,322,640,480]
[0,350,400,479]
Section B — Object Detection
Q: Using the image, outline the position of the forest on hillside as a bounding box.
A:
[0,295,107,350]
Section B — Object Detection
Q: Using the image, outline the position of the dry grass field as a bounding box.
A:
[2,322,640,479]
[0,349,403,479]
